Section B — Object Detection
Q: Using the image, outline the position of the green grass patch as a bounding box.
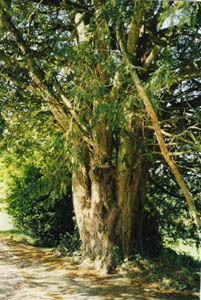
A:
[164,238,200,261]
[0,228,36,245]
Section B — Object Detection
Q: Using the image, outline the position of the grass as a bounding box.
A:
[169,240,200,261]
[0,228,36,244]
[164,238,201,262]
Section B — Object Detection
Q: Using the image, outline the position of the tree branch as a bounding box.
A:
[149,176,184,200]
[141,45,161,73]
[173,69,201,86]
[117,25,201,228]
[0,8,93,145]
[169,60,201,87]
[0,50,13,65]
[166,96,201,112]
[127,0,143,57]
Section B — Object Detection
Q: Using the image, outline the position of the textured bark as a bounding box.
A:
[71,7,152,272]
[72,133,151,273]
[117,160,150,257]
[72,162,119,274]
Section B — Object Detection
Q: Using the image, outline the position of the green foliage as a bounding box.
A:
[141,206,163,256]
[0,228,36,245]
[112,245,123,266]
[6,165,74,246]
[147,163,201,250]
[120,246,200,292]
[57,221,81,256]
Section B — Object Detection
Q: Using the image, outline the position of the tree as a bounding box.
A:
[6,165,74,246]
[0,0,200,273]
[148,159,201,249]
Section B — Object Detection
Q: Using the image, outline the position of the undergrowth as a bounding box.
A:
[118,247,200,292]
[0,229,199,293]
[0,229,36,245]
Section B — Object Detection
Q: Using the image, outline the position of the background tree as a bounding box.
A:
[0,0,200,272]
[6,164,74,246]
[147,158,201,252]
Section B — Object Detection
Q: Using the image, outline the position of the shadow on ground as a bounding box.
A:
[0,238,198,300]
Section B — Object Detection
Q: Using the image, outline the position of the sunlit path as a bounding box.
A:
[0,238,198,300]
[0,203,13,231]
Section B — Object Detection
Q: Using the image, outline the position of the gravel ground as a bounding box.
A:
[0,205,13,231]
[0,238,199,300]
[0,240,106,300]
[0,241,24,300]
[0,239,137,300]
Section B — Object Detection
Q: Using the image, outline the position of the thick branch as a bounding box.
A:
[127,1,143,57]
[173,69,201,86]
[142,45,161,73]
[117,27,201,228]
[0,9,27,53]
[0,8,92,142]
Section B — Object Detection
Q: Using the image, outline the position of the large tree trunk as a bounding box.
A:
[71,3,151,273]
[72,161,119,274]
[117,159,150,257]
[72,143,150,274]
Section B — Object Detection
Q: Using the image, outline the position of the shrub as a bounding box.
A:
[57,223,81,256]
[6,165,74,246]
[140,205,163,256]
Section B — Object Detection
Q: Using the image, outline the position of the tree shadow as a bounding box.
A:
[1,239,199,300]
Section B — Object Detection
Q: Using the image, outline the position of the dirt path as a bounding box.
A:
[0,204,13,231]
[0,238,199,300]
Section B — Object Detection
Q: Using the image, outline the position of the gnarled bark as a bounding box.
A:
[72,162,119,274]
[72,135,151,273]
[117,159,150,257]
